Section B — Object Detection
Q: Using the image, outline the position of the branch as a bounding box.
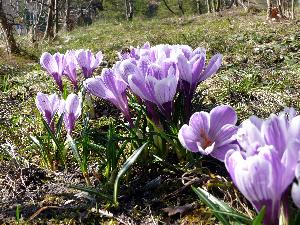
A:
[161,0,177,15]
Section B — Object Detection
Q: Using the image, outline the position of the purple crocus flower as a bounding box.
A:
[35,92,60,132]
[225,111,300,225]
[178,105,238,161]
[83,68,132,126]
[176,49,222,117]
[64,50,78,90]
[59,94,81,134]
[76,49,103,78]
[40,52,65,91]
[128,59,179,120]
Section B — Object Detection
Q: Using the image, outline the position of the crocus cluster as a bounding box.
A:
[117,43,222,119]
[40,49,103,91]
[84,43,222,125]
[35,92,81,134]
[179,106,300,225]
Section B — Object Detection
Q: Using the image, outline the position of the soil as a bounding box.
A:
[0,157,236,224]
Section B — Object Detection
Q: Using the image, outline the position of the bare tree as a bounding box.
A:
[178,0,184,15]
[0,0,20,54]
[162,0,177,15]
[43,0,55,39]
[27,0,45,43]
[64,0,71,31]
[207,0,212,13]
[196,0,201,14]
[54,0,58,34]
[124,0,133,20]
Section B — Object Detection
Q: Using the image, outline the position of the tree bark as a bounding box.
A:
[291,0,295,19]
[44,0,55,40]
[266,0,272,19]
[64,0,71,31]
[196,0,201,14]
[216,0,221,11]
[125,0,133,20]
[0,0,20,54]
[54,0,58,34]
[178,0,184,15]
[207,0,211,13]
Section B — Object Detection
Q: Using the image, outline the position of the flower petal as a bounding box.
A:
[200,54,222,82]
[209,105,237,138]
[178,124,199,152]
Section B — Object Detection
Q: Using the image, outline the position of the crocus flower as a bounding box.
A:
[83,68,132,126]
[225,111,300,225]
[35,92,60,132]
[176,49,222,117]
[76,49,103,78]
[128,59,179,120]
[40,52,65,91]
[117,42,151,61]
[64,50,78,90]
[59,94,81,134]
[178,105,238,161]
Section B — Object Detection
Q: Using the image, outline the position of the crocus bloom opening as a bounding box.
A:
[83,68,132,126]
[225,110,300,225]
[76,49,103,78]
[64,50,78,90]
[178,105,238,161]
[128,59,179,120]
[35,92,60,132]
[176,49,222,118]
[59,94,81,134]
[40,52,65,91]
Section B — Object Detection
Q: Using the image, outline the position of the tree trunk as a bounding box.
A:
[291,0,295,19]
[124,0,133,20]
[216,0,221,11]
[44,0,55,40]
[196,0,201,14]
[178,0,184,15]
[207,0,211,13]
[0,0,20,54]
[266,0,272,19]
[211,0,216,12]
[54,0,59,34]
[277,0,284,17]
[64,0,71,31]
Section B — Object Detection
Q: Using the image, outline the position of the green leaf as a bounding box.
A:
[252,206,265,225]
[15,204,20,224]
[30,135,42,149]
[67,134,82,166]
[212,210,252,224]
[55,113,64,139]
[69,185,112,201]
[192,186,231,225]
[113,142,148,205]
[41,116,63,158]
[30,135,51,167]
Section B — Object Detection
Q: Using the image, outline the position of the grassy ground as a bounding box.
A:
[1,9,300,224]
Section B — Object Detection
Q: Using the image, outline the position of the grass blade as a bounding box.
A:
[67,134,82,166]
[55,113,64,139]
[69,185,112,201]
[192,186,231,225]
[113,142,148,205]
[252,206,265,225]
